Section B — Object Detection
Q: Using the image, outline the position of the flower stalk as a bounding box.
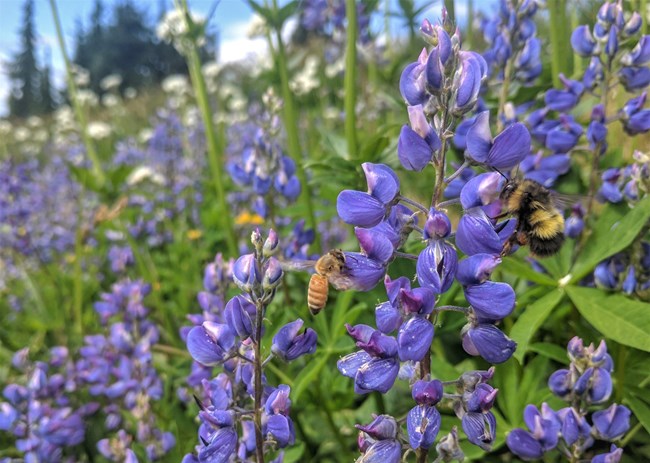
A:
[48,0,105,188]
[345,0,359,160]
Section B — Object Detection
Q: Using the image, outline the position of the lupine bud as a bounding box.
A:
[400,49,428,106]
[224,296,254,339]
[605,26,619,57]
[623,12,642,37]
[592,404,631,440]
[262,257,283,291]
[571,25,596,56]
[452,52,487,115]
[232,254,260,293]
[412,379,444,406]
[263,229,279,256]
[622,266,636,294]
[622,35,650,66]
[407,405,441,449]
[423,208,451,239]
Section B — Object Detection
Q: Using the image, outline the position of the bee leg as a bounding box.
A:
[516,231,528,246]
[500,232,519,257]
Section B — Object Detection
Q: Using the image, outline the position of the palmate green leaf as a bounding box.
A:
[500,256,557,286]
[510,289,565,363]
[570,196,650,283]
[566,286,650,353]
[625,394,650,436]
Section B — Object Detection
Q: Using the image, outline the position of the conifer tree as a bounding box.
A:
[8,0,41,117]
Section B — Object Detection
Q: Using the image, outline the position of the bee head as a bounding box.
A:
[500,180,518,201]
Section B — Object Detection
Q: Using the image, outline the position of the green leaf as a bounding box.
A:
[500,257,557,286]
[529,342,569,363]
[625,394,650,435]
[293,352,331,402]
[566,286,650,352]
[510,289,565,363]
[570,197,650,282]
[281,442,305,463]
[535,239,573,279]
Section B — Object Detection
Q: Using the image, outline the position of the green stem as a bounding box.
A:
[48,0,105,188]
[615,345,627,404]
[270,23,321,253]
[344,0,358,161]
[570,7,582,76]
[72,217,84,336]
[254,300,265,463]
[643,0,648,35]
[620,422,642,447]
[548,0,566,88]
[178,1,238,257]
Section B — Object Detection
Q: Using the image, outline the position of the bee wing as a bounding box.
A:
[279,259,318,272]
[328,274,357,291]
[550,191,586,210]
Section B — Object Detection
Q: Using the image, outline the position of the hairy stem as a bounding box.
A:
[254,300,265,463]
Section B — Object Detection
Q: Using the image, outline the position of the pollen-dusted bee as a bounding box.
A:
[499,178,565,257]
[307,249,354,315]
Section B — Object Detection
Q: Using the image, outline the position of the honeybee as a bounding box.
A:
[499,179,565,257]
[308,249,353,315]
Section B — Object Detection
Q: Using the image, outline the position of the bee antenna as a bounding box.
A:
[492,168,509,181]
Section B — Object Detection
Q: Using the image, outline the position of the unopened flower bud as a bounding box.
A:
[423,208,451,239]
[263,229,279,257]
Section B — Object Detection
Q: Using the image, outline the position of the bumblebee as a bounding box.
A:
[499,179,565,257]
[307,250,353,315]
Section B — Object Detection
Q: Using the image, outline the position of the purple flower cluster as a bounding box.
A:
[507,337,631,462]
[0,155,96,290]
[78,279,175,461]
[0,348,97,462]
[352,369,499,462]
[525,1,650,190]
[592,242,650,296]
[183,230,317,462]
[227,109,300,221]
[298,0,372,46]
[599,150,649,203]
[122,110,205,248]
[480,0,543,84]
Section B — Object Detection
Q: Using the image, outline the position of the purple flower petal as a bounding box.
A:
[337,191,386,227]
[465,281,515,321]
[466,111,492,163]
[355,357,400,394]
[397,317,434,361]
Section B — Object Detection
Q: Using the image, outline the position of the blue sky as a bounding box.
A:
[0,0,482,116]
